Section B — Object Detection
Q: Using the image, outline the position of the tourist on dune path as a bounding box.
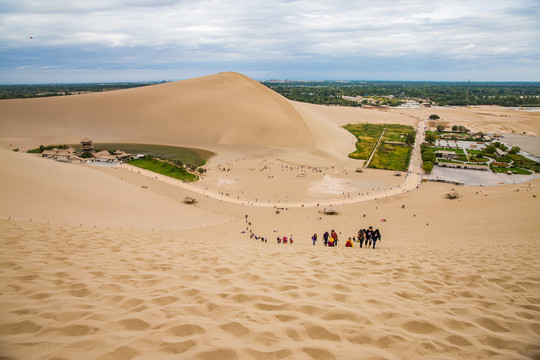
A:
[372,229,381,249]
[358,229,365,248]
[312,233,317,246]
[328,236,335,247]
[331,230,338,246]
[323,231,329,246]
[366,227,374,248]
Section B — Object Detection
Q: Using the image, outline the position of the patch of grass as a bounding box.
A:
[490,166,532,175]
[344,123,415,171]
[467,149,484,155]
[344,124,384,160]
[468,157,489,163]
[128,158,199,182]
[348,137,379,159]
[508,153,540,173]
[369,144,412,171]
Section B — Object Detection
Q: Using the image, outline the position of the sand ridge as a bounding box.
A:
[0,72,316,153]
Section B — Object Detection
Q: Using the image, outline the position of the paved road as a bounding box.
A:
[120,120,426,208]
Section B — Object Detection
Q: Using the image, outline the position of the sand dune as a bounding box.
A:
[0,72,316,152]
[1,72,540,359]
[0,149,228,230]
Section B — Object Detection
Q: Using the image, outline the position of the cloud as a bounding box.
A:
[0,0,539,82]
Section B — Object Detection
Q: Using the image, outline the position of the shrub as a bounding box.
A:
[509,146,520,154]
[423,161,434,173]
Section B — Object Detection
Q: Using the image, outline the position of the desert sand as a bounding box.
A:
[1,72,539,359]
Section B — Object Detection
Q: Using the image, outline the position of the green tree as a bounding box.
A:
[422,150,436,163]
[485,145,496,154]
[405,132,416,146]
[509,146,521,154]
[423,161,434,173]
[452,125,458,131]
[425,133,437,145]
[437,125,445,132]
[429,114,440,120]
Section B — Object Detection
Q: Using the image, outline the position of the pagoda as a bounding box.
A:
[81,138,94,153]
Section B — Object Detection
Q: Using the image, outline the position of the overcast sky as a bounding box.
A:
[1,0,539,83]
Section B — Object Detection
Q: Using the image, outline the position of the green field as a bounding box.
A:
[490,165,532,175]
[344,123,415,171]
[508,154,540,173]
[128,158,199,182]
[369,143,412,171]
[81,143,214,167]
[343,124,384,159]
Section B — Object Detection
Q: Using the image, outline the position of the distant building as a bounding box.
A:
[436,150,459,160]
[93,150,121,163]
[495,148,507,157]
[81,138,94,153]
[41,147,82,162]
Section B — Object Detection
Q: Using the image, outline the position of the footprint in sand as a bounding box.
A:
[166,324,205,337]
[0,320,42,335]
[219,321,250,337]
[117,318,151,331]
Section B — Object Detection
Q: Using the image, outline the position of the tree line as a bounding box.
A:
[262,81,540,107]
[0,82,161,100]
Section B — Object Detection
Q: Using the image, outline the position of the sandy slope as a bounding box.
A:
[0,149,229,230]
[0,72,315,152]
[1,73,540,359]
[1,180,539,360]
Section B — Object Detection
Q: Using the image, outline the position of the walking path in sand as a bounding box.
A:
[120,121,427,208]
[364,129,386,168]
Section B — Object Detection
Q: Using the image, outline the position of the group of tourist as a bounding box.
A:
[277,236,294,244]
[244,214,381,248]
[312,226,381,248]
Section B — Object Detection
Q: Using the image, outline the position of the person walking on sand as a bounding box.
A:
[323,231,329,246]
[358,229,365,248]
[331,230,338,246]
[346,237,353,247]
[312,233,317,246]
[366,227,373,248]
[372,229,381,249]
[328,236,335,247]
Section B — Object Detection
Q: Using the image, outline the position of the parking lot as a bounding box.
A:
[428,166,539,186]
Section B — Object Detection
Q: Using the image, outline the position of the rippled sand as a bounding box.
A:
[1,209,539,360]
